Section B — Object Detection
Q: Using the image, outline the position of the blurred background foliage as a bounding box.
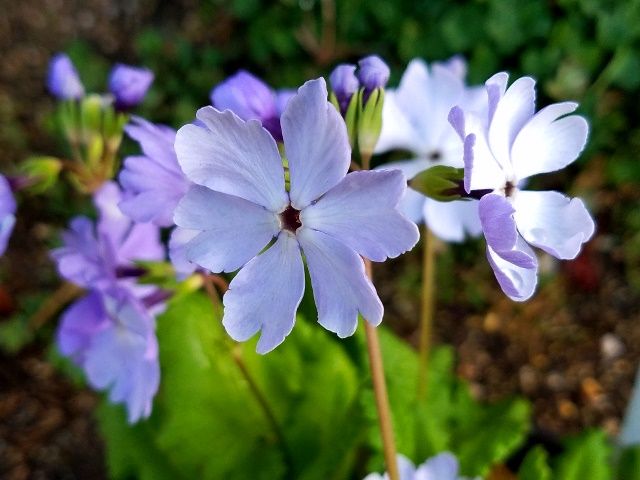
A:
[1,0,640,478]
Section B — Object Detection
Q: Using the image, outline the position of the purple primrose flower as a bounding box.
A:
[53,182,165,422]
[108,64,154,110]
[376,58,485,242]
[175,78,419,353]
[47,53,85,100]
[363,452,475,480]
[0,175,17,255]
[449,72,595,301]
[211,70,292,142]
[57,286,160,423]
[52,182,164,291]
[119,117,190,227]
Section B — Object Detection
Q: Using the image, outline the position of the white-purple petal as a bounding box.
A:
[478,193,518,253]
[222,233,304,354]
[281,78,351,209]
[513,190,595,260]
[176,107,288,212]
[511,102,589,180]
[415,452,460,480]
[301,170,419,262]
[486,238,538,302]
[297,228,382,337]
[487,76,536,173]
[423,198,482,243]
[168,227,200,278]
[0,175,16,255]
[174,185,280,273]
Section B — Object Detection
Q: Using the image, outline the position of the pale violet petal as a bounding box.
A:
[168,227,200,278]
[57,291,109,363]
[377,158,430,224]
[415,452,459,480]
[174,185,280,273]
[297,228,382,336]
[513,190,595,260]
[374,90,420,153]
[478,193,518,253]
[488,76,536,173]
[0,214,15,256]
[222,233,304,354]
[301,170,419,262]
[511,102,589,180]
[485,72,509,122]
[176,107,287,211]
[423,198,482,243]
[281,78,351,209]
[487,238,538,301]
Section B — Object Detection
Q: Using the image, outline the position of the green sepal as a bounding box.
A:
[344,92,359,148]
[356,87,384,159]
[409,165,466,202]
[19,156,63,194]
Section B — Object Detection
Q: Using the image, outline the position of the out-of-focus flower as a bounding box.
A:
[175,78,418,353]
[51,182,164,291]
[108,64,154,111]
[357,55,390,93]
[0,175,16,256]
[363,453,476,480]
[57,285,160,423]
[449,72,595,301]
[376,58,485,242]
[330,64,359,113]
[47,53,85,100]
[119,117,190,227]
[211,70,291,142]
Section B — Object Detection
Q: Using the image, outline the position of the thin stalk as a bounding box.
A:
[201,276,294,475]
[231,346,294,471]
[364,260,400,480]
[28,282,83,330]
[417,227,436,400]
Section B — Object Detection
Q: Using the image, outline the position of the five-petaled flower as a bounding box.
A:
[449,72,595,301]
[376,57,485,242]
[174,78,419,353]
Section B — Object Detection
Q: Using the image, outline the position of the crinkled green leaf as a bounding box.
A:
[555,430,613,480]
[518,446,552,480]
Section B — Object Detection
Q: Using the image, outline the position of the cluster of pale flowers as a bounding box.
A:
[37,52,595,456]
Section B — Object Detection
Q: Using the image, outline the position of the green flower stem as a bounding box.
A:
[417,227,436,400]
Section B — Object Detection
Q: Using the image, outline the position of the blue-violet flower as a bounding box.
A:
[0,174,16,255]
[108,64,154,110]
[363,453,477,480]
[449,72,595,301]
[175,78,419,353]
[47,53,85,100]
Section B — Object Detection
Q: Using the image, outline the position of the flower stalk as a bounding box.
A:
[417,227,436,400]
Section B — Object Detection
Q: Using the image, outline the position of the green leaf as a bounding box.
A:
[518,446,552,480]
[618,446,640,480]
[555,430,613,480]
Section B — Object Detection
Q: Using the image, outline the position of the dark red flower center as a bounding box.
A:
[280,205,302,232]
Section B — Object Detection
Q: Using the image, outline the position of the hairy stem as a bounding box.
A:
[417,227,436,400]
[28,282,83,330]
[364,260,399,480]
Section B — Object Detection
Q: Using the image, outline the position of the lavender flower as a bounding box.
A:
[211,70,290,142]
[175,78,418,353]
[47,53,85,100]
[357,55,390,93]
[363,453,476,480]
[52,181,164,292]
[57,285,160,423]
[119,117,191,227]
[449,72,595,301]
[376,58,485,242]
[108,64,154,110]
[330,64,359,113]
[0,175,16,256]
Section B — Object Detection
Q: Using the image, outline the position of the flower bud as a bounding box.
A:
[47,53,85,100]
[108,64,154,111]
[409,165,466,202]
[329,64,359,114]
[357,55,390,93]
[19,156,63,194]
